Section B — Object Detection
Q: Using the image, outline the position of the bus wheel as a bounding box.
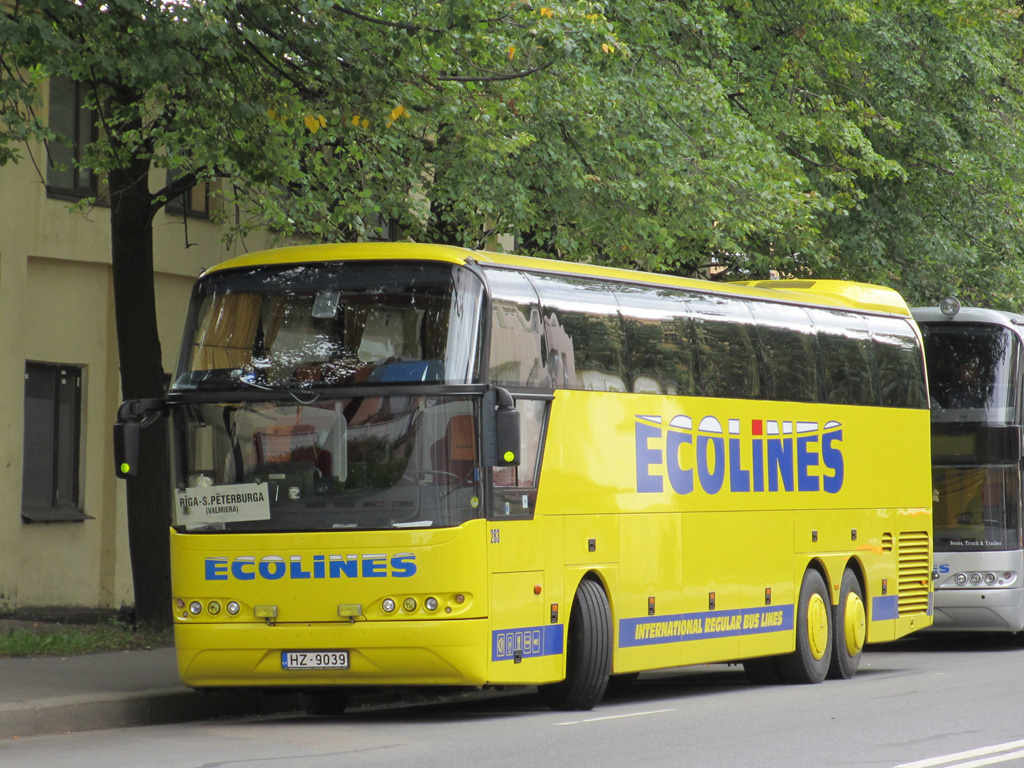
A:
[538,579,612,711]
[300,690,349,716]
[828,568,866,680]
[778,568,832,684]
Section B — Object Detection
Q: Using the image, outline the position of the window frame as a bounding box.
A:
[46,75,98,201]
[21,362,90,522]
[164,170,211,219]
[490,395,550,520]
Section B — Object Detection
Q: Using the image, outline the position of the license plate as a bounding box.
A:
[281,650,350,670]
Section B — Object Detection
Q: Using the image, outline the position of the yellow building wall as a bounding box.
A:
[0,113,276,612]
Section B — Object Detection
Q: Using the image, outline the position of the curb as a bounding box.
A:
[1,689,301,740]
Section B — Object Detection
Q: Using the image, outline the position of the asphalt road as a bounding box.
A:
[4,632,1024,768]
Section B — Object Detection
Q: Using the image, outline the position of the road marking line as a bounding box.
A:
[895,739,1024,768]
[948,750,1024,768]
[555,709,674,726]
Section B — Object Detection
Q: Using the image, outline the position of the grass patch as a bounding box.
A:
[0,619,173,657]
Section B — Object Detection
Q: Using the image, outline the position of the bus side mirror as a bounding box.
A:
[494,407,521,467]
[483,387,521,467]
[114,398,166,478]
[114,421,140,478]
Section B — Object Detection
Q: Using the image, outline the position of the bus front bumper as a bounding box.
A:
[930,587,1024,632]
[174,618,490,689]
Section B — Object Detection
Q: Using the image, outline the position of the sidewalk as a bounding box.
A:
[0,646,301,739]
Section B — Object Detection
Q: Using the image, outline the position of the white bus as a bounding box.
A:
[913,300,1024,632]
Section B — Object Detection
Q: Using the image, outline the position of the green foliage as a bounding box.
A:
[3,0,1024,304]
[0,619,172,657]
[723,0,1024,307]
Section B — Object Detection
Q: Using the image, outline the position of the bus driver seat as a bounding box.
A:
[430,414,475,485]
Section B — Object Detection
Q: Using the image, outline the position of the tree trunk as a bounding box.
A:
[108,154,173,629]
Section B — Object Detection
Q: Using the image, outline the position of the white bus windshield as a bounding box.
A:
[920,323,1020,424]
[933,465,1021,552]
[172,261,483,391]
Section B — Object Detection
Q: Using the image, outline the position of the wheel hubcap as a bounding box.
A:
[844,592,867,656]
[807,593,829,661]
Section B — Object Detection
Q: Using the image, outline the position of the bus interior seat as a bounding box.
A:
[252,424,331,480]
[430,414,475,484]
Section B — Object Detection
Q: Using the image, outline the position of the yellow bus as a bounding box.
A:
[114,243,932,712]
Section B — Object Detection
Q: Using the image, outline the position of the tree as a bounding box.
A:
[688,0,1024,306]
[0,0,302,627]
[0,0,416,626]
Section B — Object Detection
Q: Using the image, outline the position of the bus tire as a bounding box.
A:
[300,690,349,716]
[828,568,866,680]
[778,568,832,684]
[743,656,782,685]
[538,579,612,711]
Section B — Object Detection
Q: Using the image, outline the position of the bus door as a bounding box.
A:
[485,397,564,682]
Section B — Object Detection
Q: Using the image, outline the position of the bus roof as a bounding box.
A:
[202,243,913,317]
[912,305,1024,329]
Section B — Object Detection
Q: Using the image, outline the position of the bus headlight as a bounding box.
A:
[984,573,997,585]
[403,597,417,612]
[954,573,968,585]
[207,601,222,616]
[188,601,203,616]
[226,601,240,616]
[425,597,439,612]
[970,573,983,585]
[382,598,396,613]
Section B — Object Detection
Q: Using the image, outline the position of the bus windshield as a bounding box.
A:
[933,465,1021,552]
[920,323,1020,424]
[172,261,484,391]
[171,394,482,532]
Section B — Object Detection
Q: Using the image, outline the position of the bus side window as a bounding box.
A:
[749,301,824,403]
[485,269,550,388]
[687,293,764,400]
[492,399,548,517]
[870,317,929,409]
[614,283,699,397]
[809,309,880,406]
[530,275,628,392]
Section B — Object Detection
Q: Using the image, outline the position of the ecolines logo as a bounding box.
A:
[204,553,417,581]
[635,415,844,496]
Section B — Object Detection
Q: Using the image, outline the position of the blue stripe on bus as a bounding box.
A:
[492,625,565,661]
[872,594,899,621]
[872,598,897,622]
[619,605,794,648]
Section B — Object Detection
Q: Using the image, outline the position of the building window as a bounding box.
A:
[46,76,97,199]
[22,363,90,522]
[165,171,211,218]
